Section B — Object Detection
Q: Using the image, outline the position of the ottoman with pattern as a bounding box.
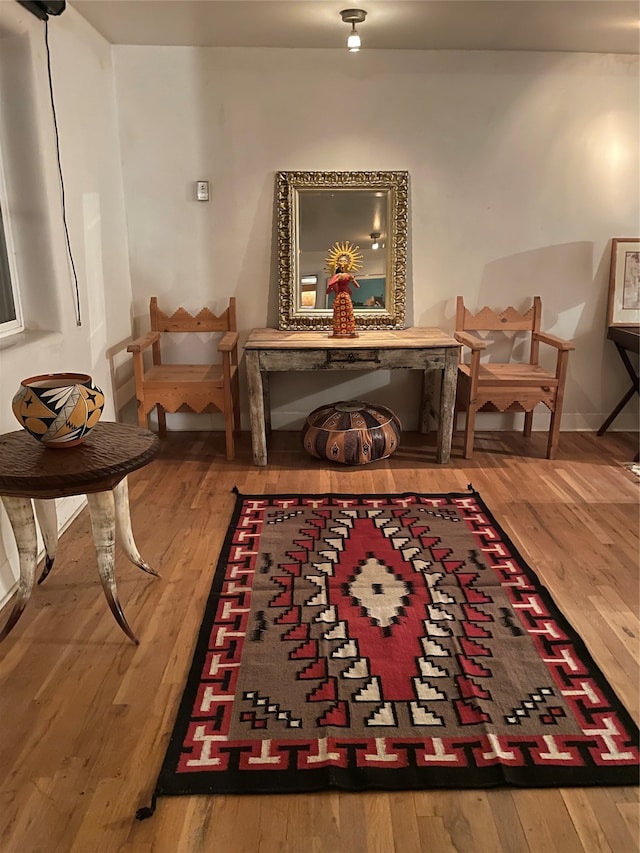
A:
[302,400,401,465]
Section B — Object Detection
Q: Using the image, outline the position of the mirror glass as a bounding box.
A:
[276,171,408,330]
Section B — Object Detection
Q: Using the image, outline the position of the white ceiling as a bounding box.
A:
[69,0,640,53]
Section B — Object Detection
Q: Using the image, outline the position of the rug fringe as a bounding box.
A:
[135,792,157,821]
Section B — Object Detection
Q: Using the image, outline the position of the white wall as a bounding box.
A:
[114,47,639,431]
[0,4,134,607]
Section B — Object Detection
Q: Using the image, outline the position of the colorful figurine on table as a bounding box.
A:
[325,240,363,338]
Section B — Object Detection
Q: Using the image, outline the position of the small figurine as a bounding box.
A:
[325,240,363,338]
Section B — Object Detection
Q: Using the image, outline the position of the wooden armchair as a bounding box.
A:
[454,296,574,459]
[127,297,240,460]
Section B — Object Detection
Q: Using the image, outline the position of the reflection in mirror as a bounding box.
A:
[276,171,408,330]
[299,191,387,311]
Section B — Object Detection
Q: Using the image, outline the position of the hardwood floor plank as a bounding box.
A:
[336,791,368,853]
[363,793,395,853]
[561,788,615,853]
[514,789,586,853]
[616,801,639,849]
[284,793,319,853]
[413,790,504,852]
[578,788,640,853]
[591,585,640,661]
[255,793,291,852]
[416,814,458,851]
[487,789,531,853]
[388,791,422,853]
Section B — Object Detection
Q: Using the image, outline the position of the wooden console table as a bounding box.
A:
[0,422,160,645]
[244,327,460,466]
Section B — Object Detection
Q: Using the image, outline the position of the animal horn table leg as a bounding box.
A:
[0,497,37,641]
[113,478,160,578]
[34,499,58,584]
[86,490,139,645]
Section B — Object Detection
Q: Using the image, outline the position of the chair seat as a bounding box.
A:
[143,364,227,388]
[459,363,558,388]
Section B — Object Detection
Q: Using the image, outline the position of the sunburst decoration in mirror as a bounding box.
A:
[325,241,364,274]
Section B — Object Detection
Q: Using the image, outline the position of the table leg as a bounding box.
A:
[597,386,637,436]
[420,366,437,434]
[246,350,268,466]
[113,478,159,577]
[263,371,272,436]
[0,497,37,641]
[34,499,58,584]
[436,350,458,464]
[86,490,139,645]
[598,343,640,435]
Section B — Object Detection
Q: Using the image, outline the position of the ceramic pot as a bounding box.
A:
[302,400,401,465]
[12,372,105,448]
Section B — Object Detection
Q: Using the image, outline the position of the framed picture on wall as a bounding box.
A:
[607,238,640,326]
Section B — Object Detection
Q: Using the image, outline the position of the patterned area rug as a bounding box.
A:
[141,488,638,810]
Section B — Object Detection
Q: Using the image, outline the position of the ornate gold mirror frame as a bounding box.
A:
[276,170,408,330]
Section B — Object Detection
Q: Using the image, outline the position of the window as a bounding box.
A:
[0,167,23,337]
[0,119,23,338]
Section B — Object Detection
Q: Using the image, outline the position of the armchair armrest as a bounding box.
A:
[533,331,575,351]
[218,331,239,353]
[454,331,487,351]
[127,331,160,354]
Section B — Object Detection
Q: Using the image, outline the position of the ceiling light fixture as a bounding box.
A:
[370,231,381,250]
[340,8,367,52]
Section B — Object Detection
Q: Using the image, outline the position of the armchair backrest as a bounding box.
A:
[150,296,237,334]
[455,295,542,365]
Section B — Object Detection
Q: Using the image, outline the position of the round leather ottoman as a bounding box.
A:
[302,400,401,465]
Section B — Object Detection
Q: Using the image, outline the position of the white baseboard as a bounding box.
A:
[269,410,639,433]
[144,408,638,434]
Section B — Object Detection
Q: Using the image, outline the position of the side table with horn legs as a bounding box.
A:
[0,422,160,645]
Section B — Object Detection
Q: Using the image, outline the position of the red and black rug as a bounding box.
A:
[140,488,638,811]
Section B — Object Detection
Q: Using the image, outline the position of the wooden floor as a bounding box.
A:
[0,429,638,853]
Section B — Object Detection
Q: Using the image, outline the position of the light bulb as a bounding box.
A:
[371,240,379,250]
[347,26,361,51]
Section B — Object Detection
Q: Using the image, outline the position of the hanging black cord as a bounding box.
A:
[44,19,82,326]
